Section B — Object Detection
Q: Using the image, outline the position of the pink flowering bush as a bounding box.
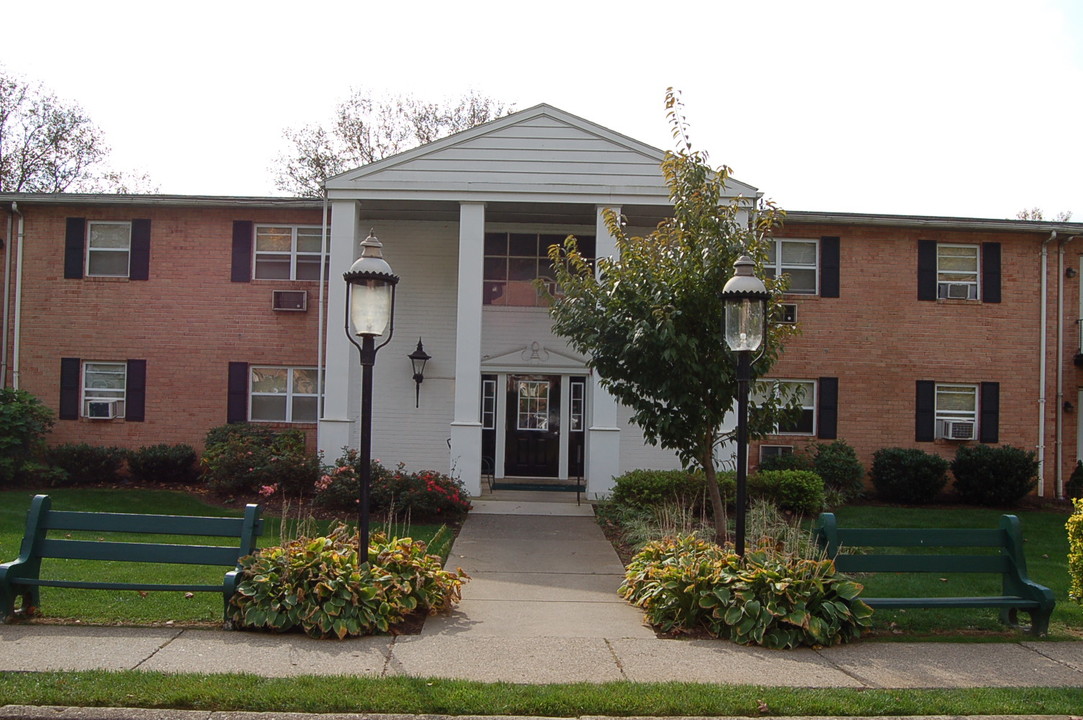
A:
[201,423,320,496]
[314,448,471,521]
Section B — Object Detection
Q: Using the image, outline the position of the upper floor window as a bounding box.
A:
[936,244,979,299]
[253,225,326,280]
[249,366,319,422]
[765,238,818,295]
[918,240,1000,303]
[483,232,595,307]
[86,222,131,277]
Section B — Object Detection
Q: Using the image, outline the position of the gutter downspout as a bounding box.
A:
[1039,231,1056,496]
[317,195,329,432]
[1058,235,1080,500]
[10,203,24,391]
[2,206,14,387]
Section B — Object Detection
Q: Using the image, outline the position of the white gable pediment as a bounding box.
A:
[325,104,758,204]
[481,341,588,371]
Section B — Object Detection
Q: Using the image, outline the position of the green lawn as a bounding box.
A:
[826,504,1080,638]
[0,488,450,625]
[0,672,1080,716]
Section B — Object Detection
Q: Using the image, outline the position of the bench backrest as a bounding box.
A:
[813,512,1031,580]
[18,494,262,567]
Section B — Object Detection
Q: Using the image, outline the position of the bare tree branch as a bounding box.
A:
[273,89,514,197]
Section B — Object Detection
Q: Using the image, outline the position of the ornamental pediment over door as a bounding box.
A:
[481,342,588,370]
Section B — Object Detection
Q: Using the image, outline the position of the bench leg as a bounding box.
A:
[1001,607,1050,636]
[1,584,39,623]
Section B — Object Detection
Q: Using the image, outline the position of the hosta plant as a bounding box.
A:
[229,525,467,639]
[620,534,872,648]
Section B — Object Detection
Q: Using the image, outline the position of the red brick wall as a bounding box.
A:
[757,221,1068,498]
[1,202,323,453]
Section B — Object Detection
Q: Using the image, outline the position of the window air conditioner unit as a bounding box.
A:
[940,282,974,300]
[86,400,120,420]
[938,418,976,441]
[272,290,307,311]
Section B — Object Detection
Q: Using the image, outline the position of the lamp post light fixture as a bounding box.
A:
[721,255,770,557]
[343,231,399,561]
[408,338,431,408]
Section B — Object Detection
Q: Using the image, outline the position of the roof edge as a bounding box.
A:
[785,209,1083,234]
[0,192,322,209]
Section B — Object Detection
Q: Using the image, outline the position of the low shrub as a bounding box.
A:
[748,469,825,515]
[127,443,199,485]
[0,388,55,485]
[1066,461,1083,500]
[609,468,735,515]
[870,447,949,504]
[201,426,319,496]
[314,450,471,522]
[620,534,872,648]
[758,452,815,473]
[1069,499,1083,605]
[229,525,467,638]
[45,443,127,486]
[950,444,1038,506]
[812,440,866,501]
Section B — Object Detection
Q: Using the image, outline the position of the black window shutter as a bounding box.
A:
[915,380,935,442]
[817,377,839,439]
[59,357,81,420]
[980,382,1000,443]
[130,219,151,281]
[64,218,86,279]
[982,242,1001,304]
[231,221,254,282]
[917,240,936,301]
[227,362,249,423]
[820,237,840,298]
[125,359,147,422]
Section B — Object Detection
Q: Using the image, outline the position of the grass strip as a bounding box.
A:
[0,672,1081,716]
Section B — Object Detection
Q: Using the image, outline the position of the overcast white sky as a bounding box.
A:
[3,0,1080,219]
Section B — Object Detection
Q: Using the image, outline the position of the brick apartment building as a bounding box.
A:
[1,104,1080,499]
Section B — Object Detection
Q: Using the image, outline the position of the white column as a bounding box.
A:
[586,205,622,498]
[450,202,485,496]
[318,200,362,460]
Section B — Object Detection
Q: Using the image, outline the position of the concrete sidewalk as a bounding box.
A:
[1,493,1081,688]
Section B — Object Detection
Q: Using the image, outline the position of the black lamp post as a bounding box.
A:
[408,338,431,408]
[721,255,769,556]
[343,231,399,561]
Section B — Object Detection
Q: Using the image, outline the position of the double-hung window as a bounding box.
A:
[937,244,980,300]
[253,226,326,280]
[765,239,818,295]
[249,366,319,422]
[754,379,817,435]
[935,383,978,439]
[82,362,127,418]
[86,222,131,277]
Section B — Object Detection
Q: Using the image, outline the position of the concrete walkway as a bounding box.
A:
[1,493,1082,688]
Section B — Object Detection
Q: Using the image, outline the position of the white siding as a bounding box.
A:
[617,403,684,475]
[366,221,459,473]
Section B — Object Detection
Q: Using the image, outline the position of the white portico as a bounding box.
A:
[318,104,756,497]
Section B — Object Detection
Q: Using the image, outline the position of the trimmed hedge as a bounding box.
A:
[748,470,825,515]
[950,444,1037,506]
[609,468,735,515]
[870,447,948,504]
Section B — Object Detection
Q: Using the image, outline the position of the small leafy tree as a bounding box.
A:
[547,90,794,542]
[0,388,55,484]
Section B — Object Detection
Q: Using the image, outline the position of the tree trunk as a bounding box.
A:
[701,442,728,546]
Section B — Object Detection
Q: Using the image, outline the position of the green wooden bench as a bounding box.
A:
[0,494,262,625]
[813,512,1055,636]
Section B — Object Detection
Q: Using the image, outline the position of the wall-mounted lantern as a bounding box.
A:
[408,338,431,408]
